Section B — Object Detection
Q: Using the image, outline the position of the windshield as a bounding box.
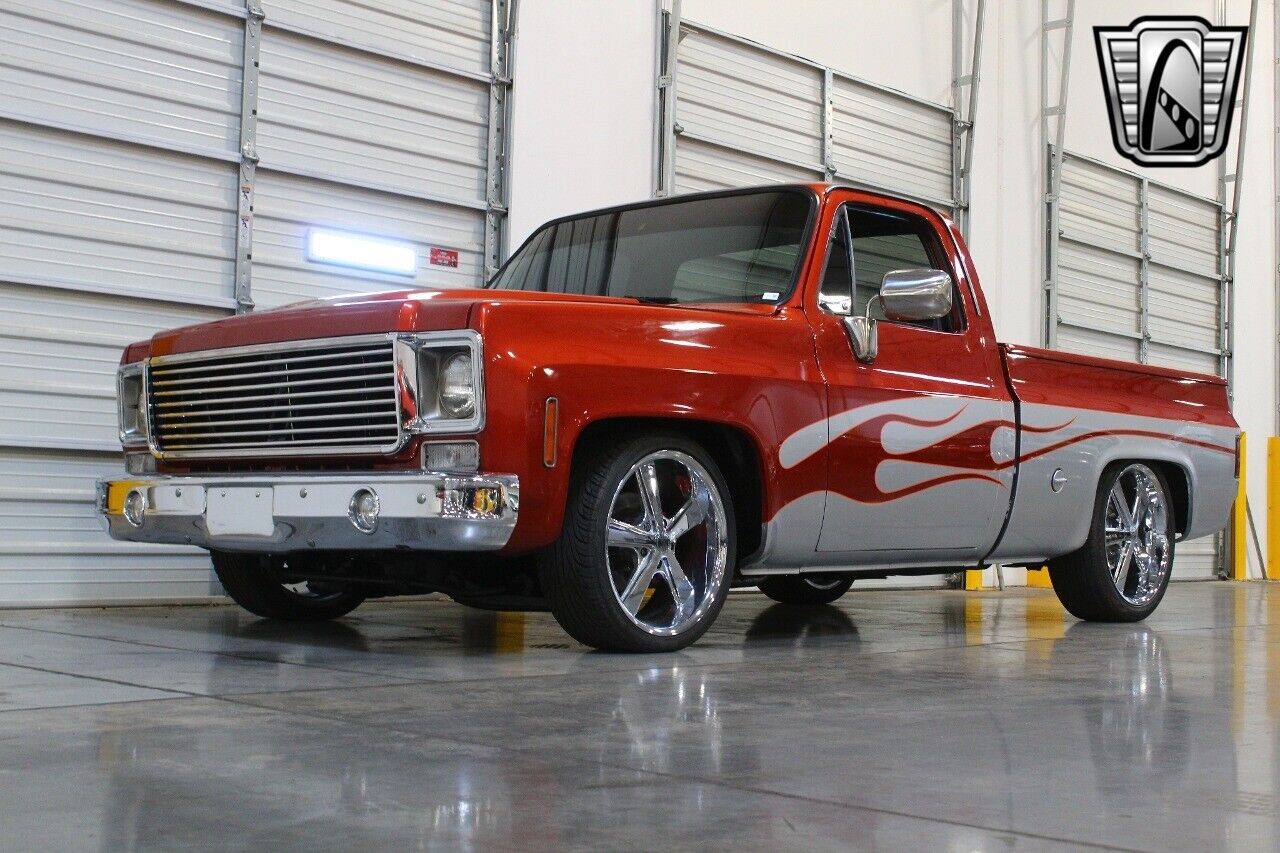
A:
[488,190,813,304]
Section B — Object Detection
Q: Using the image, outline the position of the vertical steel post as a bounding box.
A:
[821,67,835,182]
[234,0,264,314]
[1216,0,1260,393]
[651,2,666,195]
[655,0,681,197]
[961,0,985,236]
[1216,0,1230,384]
[1229,0,1260,393]
[1041,0,1075,348]
[1138,176,1151,363]
[484,0,515,281]
[952,0,963,223]
[1220,203,1231,381]
[1216,2,1232,387]
[952,0,986,236]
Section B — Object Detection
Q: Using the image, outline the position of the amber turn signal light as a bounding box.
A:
[543,397,559,468]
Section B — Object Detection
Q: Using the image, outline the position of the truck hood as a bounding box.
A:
[143,288,774,358]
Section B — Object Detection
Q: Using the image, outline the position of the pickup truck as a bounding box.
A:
[98,184,1240,652]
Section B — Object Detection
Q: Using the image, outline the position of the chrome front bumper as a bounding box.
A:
[96,472,519,553]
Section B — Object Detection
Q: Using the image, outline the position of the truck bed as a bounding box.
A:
[989,344,1238,563]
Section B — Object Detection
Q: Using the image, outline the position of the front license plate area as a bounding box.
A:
[205,487,275,537]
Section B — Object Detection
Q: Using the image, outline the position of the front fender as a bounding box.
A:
[470,301,825,552]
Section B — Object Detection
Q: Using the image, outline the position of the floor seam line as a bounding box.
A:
[0,659,199,698]
[0,621,429,683]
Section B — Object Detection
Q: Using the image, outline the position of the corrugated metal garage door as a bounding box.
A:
[658,18,956,213]
[0,0,511,604]
[1049,150,1226,576]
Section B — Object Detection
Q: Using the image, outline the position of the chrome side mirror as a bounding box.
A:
[843,315,877,363]
[879,268,953,322]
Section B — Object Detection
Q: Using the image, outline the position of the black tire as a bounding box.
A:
[758,573,855,605]
[538,432,736,653]
[1048,462,1175,622]
[212,551,366,621]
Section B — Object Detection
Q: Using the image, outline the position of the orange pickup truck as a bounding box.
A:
[99,184,1239,651]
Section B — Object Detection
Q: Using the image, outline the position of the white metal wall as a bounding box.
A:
[0,0,509,604]
[659,18,956,212]
[1050,150,1226,576]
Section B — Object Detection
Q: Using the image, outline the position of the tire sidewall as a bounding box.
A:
[578,434,737,652]
[213,552,366,621]
[759,573,854,605]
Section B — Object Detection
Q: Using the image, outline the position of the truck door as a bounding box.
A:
[804,199,1014,565]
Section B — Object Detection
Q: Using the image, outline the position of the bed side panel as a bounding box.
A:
[991,346,1238,563]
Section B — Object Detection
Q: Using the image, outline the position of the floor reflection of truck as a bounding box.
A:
[100,184,1239,652]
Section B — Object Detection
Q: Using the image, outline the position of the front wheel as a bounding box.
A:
[539,433,735,652]
[1048,462,1175,622]
[758,573,854,605]
[212,552,367,621]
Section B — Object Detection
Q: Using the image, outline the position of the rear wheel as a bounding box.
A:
[212,552,366,621]
[539,433,735,652]
[1048,462,1175,622]
[759,573,855,605]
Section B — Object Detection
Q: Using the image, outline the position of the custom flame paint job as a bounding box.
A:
[119,183,1239,571]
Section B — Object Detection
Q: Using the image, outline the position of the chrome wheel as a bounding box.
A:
[605,450,729,637]
[1103,463,1171,607]
[803,575,846,591]
[280,578,349,603]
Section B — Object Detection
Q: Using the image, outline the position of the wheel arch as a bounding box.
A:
[1147,459,1192,537]
[570,416,767,563]
[1092,456,1191,538]
[1048,450,1198,559]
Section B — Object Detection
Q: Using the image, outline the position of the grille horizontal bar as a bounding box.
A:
[155,398,397,419]
[148,346,392,377]
[153,361,393,388]
[148,336,403,457]
[151,371,395,397]
[153,386,394,409]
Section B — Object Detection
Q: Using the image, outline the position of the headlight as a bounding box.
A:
[439,352,475,418]
[117,363,148,447]
[395,332,484,434]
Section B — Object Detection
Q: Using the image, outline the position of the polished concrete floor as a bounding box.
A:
[0,582,1278,851]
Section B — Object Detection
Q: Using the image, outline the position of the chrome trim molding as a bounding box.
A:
[117,361,150,449]
[97,472,519,552]
[395,330,486,435]
[147,333,394,367]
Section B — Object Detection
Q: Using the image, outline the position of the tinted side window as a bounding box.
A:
[847,207,962,333]
[818,209,854,315]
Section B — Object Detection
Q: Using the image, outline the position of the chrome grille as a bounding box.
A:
[147,335,402,457]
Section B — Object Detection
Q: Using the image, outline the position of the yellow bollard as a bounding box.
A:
[1269,437,1280,580]
[495,611,526,653]
[1232,432,1248,580]
[964,568,984,590]
[1026,565,1053,588]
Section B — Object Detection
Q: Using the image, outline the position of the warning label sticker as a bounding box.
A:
[430,247,459,268]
